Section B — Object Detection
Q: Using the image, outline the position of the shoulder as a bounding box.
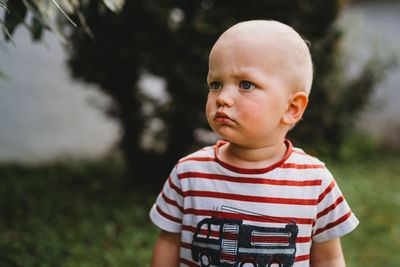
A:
[289,146,326,166]
[282,144,334,187]
[282,145,329,173]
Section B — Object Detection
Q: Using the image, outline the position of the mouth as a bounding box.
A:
[214,111,234,124]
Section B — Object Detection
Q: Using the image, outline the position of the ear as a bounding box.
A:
[281,92,308,126]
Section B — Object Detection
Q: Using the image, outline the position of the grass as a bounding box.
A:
[327,153,400,267]
[0,151,399,266]
[0,157,159,267]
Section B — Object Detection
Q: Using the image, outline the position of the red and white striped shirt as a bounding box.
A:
[150,140,359,266]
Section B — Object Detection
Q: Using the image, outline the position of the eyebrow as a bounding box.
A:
[206,71,217,83]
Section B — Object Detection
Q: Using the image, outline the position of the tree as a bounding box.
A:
[2,0,388,188]
[68,0,388,188]
[0,0,125,45]
[0,0,124,77]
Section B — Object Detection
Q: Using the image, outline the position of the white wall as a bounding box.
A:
[0,28,119,163]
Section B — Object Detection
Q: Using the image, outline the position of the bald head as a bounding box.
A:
[211,20,313,95]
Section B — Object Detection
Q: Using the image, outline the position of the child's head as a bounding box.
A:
[206,20,313,148]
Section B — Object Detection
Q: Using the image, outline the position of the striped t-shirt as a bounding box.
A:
[150,140,359,267]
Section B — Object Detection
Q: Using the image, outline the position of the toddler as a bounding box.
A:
[149,20,359,267]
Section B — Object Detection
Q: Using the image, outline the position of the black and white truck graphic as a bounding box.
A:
[191,206,298,267]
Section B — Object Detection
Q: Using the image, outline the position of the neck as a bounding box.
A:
[220,140,288,169]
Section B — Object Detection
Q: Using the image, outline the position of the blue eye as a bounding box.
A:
[210,81,222,90]
[240,81,255,90]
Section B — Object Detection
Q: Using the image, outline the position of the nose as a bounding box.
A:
[216,87,234,107]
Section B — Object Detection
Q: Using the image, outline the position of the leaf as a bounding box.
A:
[22,0,66,43]
[103,0,124,13]
[31,16,43,40]
[3,0,27,38]
[0,1,10,13]
[31,0,51,15]
[59,0,96,41]
[49,0,77,27]
[0,18,16,45]
[56,0,77,14]
[74,7,95,41]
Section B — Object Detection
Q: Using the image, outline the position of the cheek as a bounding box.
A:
[206,92,216,109]
[237,97,283,126]
[236,101,261,122]
[205,96,214,120]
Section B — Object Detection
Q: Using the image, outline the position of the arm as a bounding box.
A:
[310,238,346,267]
[151,230,181,267]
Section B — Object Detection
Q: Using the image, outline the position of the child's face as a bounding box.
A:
[206,32,293,148]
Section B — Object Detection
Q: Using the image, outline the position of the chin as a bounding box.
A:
[212,127,234,141]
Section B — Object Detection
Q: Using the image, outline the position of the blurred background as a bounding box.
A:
[0,0,399,266]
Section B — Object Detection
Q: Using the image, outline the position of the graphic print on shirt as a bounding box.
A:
[191,206,298,267]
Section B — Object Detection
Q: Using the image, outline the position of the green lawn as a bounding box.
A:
[327,154,400,267]
[0,158,159,267]
[0,153,399,266]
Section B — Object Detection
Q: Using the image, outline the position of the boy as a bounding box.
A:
[149,20,358,267]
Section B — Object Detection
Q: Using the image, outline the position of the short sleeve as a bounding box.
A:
[312,170,359,243]
[149,165,184,233]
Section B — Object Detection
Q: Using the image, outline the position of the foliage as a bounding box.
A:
[2,0,390,186]
[0,0,124,77]
[64,0,389,186]
[0,0,124,44]
[1,152,399,266]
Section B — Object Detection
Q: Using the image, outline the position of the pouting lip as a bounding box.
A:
[214,111,234,122]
